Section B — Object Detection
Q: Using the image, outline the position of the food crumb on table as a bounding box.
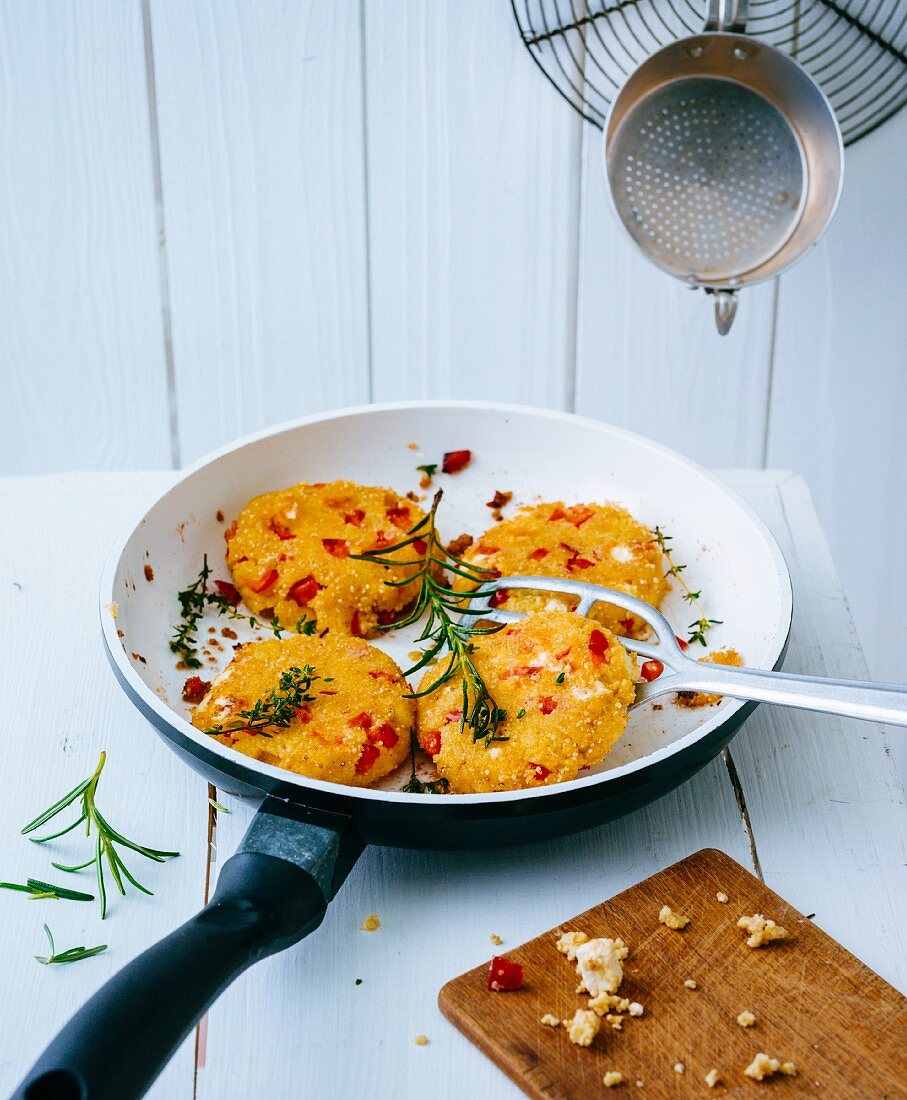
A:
[737,913,790,947]
[743,1053,797,1080]
[565,1009,600,1047]
[413,1035,429,1046]
[683,978,698,990]
[540,1013,560,1027]
[737,1010,757,1027]
[673,1062,685,1074]
[628,1001,644,1017]
[659,905,690,930]
[716,891,729,903]
[360,914,380,931]
[603,1070,624,1087]
[705,1068,721,1088]
[490,932,503,945]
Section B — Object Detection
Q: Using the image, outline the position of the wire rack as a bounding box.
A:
[511,0,907,145]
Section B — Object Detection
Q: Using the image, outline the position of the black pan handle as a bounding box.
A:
[12,799,364,1100]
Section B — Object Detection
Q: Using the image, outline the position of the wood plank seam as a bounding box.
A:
[721,746,765,882]
[358,0,375,404]
[141,0,181,469]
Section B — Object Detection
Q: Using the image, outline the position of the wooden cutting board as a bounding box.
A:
[439,849,906,1098]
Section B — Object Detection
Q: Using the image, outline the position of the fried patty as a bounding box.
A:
[224,480,430,637]
[415,610,636,793]
[191,633,413,786]
[453,501,668,640]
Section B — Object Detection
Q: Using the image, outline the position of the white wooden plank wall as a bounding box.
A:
[0,1,904,752]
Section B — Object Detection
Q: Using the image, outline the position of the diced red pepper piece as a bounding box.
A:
[368,669,396,681]
[288,575,322,605]
[548,506,566,522]
[489,588,509,608]
[422,730,442,756]
[344,509,365,527]
[588,629,610,663]
[224,520,238,542]
[322,538,350,559]
[640,659,664,682]
[214,579,242,606]
[566,554,595,573]
[528,547,549,561]
[369,531,396,551]
[386,504,411,530]
[476,544,500,556]
[675,636,689,651]
[488,955,524,992]
[565,504,593,527]
[529,762,551,781]
[555,647,572,660]
[355,744,381,774]
[368,722,399,749]
[539,696,558,715]
[348,711,374,730]
[413,538,428,556]
[296,705,312,724]
[619,618,635,635]
[319,689,339,696]
[269,518,295,540]
[181,676,210,704]
[502,665,542,680]
[248,569,278,594]
[442,449,472,475]
[350,610,363,637]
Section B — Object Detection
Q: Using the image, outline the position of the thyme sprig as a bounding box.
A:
[202,665,326,738]
[0,878,94,902]
[171,556,316,666]
[352,489,507,748]
[21,752,179,919]
[35,924,107,965]
[654,526,722,646]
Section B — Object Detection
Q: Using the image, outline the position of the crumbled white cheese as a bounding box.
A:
[603,1071,624,1087]
[555,930,589,961]
[605,1014,624,1031]
[737,1010,757,1027]
[705,1068,721,1088]
[673,1062,685,1074]
[683,978,698,990]
[716,891,729,904]
[360,914,380,931]
[574,937,628,997]
[628,1002,644,1017]
[589,992,630,1016]
[565,1009,600,1047]
[540,1013,560,1028]
[659,905,690,930]
[611,545,634,563]
[737,913,790,948]
[743,1053,797,1080]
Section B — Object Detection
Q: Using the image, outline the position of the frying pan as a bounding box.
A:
[14,402,792,1099]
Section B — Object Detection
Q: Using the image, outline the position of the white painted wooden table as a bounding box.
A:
[0,468,903,1099]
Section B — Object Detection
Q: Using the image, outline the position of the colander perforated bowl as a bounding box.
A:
[604,4,844,334]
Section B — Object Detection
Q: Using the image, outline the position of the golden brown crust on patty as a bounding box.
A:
[453,502,668,639]
[191,633,413,786]
[225,480,431,637]
[415,610,636,793]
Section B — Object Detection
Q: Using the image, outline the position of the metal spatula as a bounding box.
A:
[470,575,907,727]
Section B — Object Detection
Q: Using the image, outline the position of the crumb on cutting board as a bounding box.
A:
[603,1071,624,1088]
[659,905,690,930]
[737,1010,757,1027]
[673,1062,685,1074]
[540,1013,560,1028]
[574,937,628,996]
[628,1002,644,1017]
[744,1053,797,1080]
[589,992,630,1016]
[565,1009,600,1047]
[705,1068,721,1088]
[683,978,698,990]
[738,913,790,948]
[360,914,380,932]
[555,930,588,960]
[716,891,728,903]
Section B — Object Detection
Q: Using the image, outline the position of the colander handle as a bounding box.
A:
[704,0,748,32]
[709,289,739,335]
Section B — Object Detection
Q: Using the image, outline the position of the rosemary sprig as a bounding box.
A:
[202,665,326,737]
[35,924,107,965]
[21,752,179,919]
[401,732,450,795]
[654,526,721,646]
[0,878,94,902]
[352,489,507,748]
[172,556,316,664]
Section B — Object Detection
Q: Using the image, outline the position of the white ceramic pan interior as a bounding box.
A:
[100,402,792,804]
